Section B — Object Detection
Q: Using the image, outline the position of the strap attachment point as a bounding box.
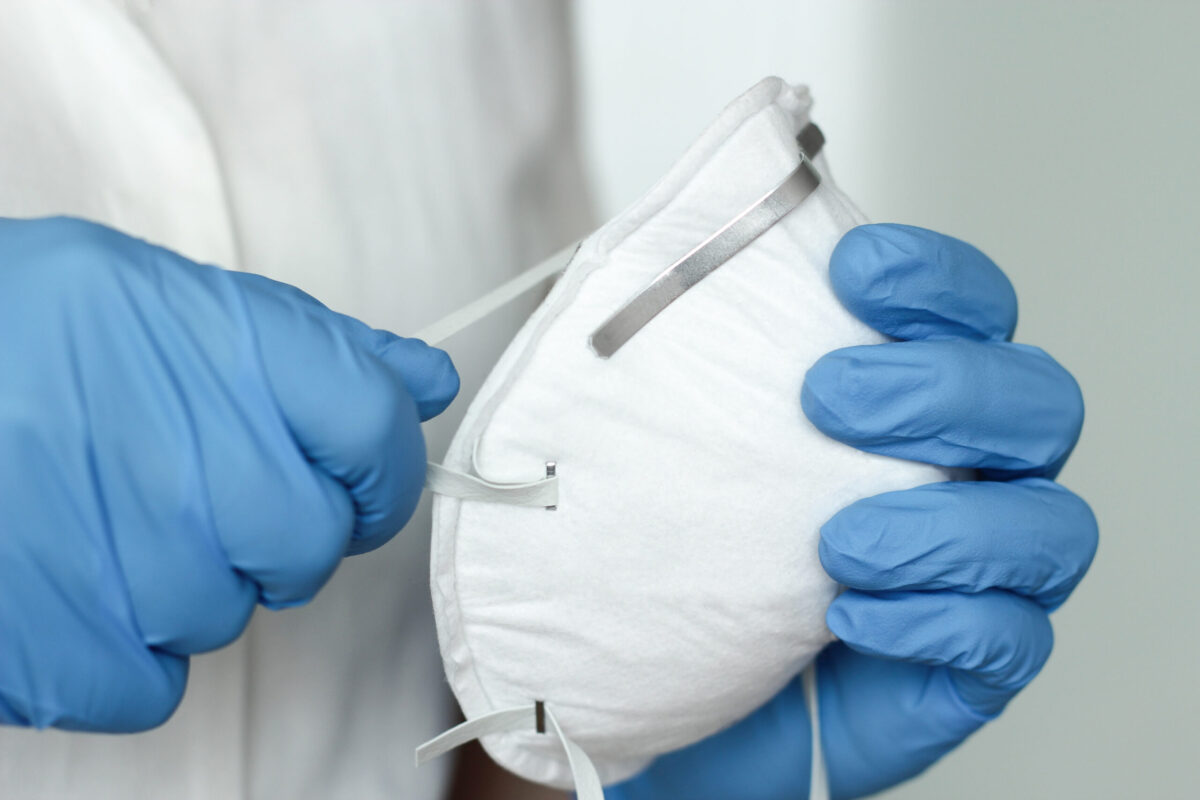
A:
[424,461,559,508]
[415,702,604,799]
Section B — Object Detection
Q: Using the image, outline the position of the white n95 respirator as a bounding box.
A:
[413,77,957,798]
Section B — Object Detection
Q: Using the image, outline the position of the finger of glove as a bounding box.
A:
[831,224,1018,342]
[820,479,1099,610]
[372,334,460,421]
[606,674,812,800]
[230,272,437,554]
[802,339,1084,475]
[817,644,989,798]
[827,589,1053,717]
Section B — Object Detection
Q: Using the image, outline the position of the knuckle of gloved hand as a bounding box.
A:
[185,590,257,652]
[121,680,187,733]
[127,677,188,732]
[273,490,354,606]
[358,448,426,549]
[87,652,189,733]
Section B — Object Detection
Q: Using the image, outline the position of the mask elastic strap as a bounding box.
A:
[410,241,582,346]
[805,661,830,800]
[414,666,829,799]
[424,461,558,508]
[415,701,604,800]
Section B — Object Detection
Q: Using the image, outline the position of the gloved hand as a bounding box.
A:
[607,224,1098,799]
[0,217,458,733]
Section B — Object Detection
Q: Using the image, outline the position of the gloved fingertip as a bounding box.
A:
[829,224,899,285]
[414,343,460,420]
[824,595,858,642]
[816,529,840,575]
[375,337,460,421]
[831,224,1019,342]
[817,514,867,585]
[800,350,869,442]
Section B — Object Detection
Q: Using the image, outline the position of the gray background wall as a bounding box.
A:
[572,2,1199,797]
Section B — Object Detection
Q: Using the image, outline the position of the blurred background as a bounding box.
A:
[1,2,1193,799]
[569,1,1198,797]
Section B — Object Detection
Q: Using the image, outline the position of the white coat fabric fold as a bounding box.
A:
[0,2,590,798]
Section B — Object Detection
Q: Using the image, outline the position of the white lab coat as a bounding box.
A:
[0,1,592,797]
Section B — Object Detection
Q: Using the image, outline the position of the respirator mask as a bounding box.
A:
[412,77,959,799]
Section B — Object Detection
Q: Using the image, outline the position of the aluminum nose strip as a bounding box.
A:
[409,124,827,355]
[589,153,822,358]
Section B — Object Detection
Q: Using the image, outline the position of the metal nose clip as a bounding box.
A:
[588,123,825,359]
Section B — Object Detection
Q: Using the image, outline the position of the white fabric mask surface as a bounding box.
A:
[420,77,959,792]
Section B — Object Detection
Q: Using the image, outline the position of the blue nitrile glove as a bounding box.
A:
[607,224,1098,799]
[0,217,458,733]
